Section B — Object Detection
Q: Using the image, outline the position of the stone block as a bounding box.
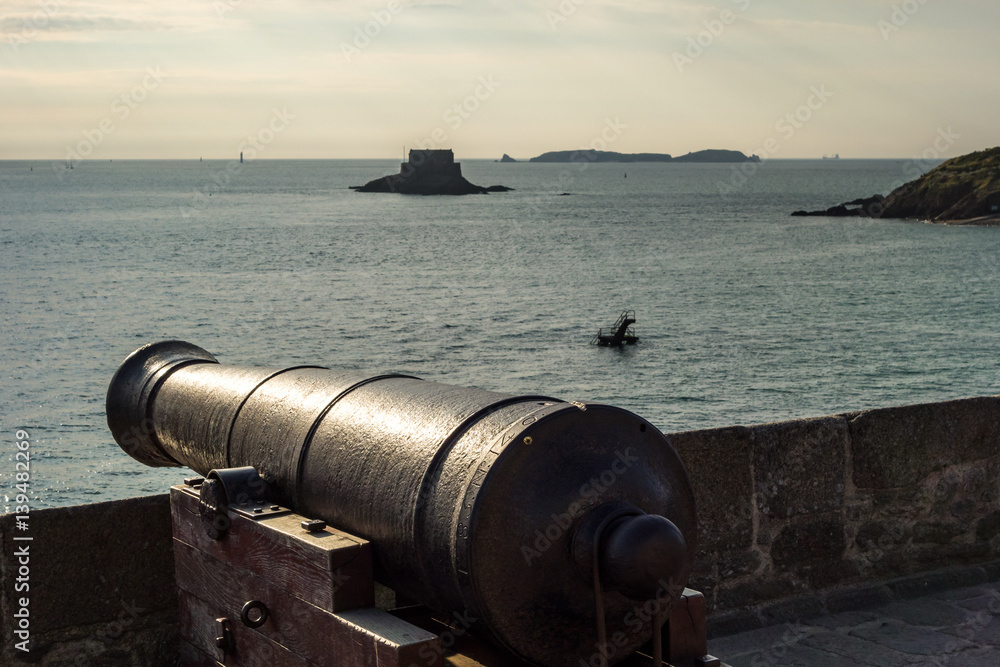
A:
[950,499,978,520]
[0,494,176,640]
[5,613,178,666]
[771,518,846,570]
[737,642,848,667]
[976,511,1000,542]
[750,417,848,520]
[887,566,989,600]
[759,595,826,624]
[849,618,975,656]
[854,520,910,554]
[671,426,755,563]
[849,396,1000,490]
[913,542,992,570]
[801,628,931,667]
[716,577,799,609]
[825,585,894,613]
[877,597,975,628]
[717,549,762,579]
[705,610,762,639]
[912,521,966,545]
[799,559,860,589]
[865,550,914,580]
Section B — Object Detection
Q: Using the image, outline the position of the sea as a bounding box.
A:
[2,157,998,512]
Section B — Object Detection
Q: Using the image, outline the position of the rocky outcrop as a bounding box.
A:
[792,147,1000,224]
[876,147,1000,222]
[530,150,672,163]
[673,149,760,163]
[354,149,512,195]
[792,195,885,217]
[499,154,518,163]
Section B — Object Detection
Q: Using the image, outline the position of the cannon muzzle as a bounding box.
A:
[107,340,696,666]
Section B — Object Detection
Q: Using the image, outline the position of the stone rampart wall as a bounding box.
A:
[672,395,1000,633]
[0,495,177,666]
[2,395,997,662]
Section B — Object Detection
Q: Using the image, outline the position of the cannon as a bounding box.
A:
[107,341,706,667]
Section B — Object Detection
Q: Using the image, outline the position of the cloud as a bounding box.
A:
[0,14,169,34]
[0,0,224,40]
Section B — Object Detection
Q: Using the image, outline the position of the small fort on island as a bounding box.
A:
[354,149,512,195]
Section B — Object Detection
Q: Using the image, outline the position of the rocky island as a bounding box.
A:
[528,149,759,163]
[793,147,1000,225]
[354,149,512,195]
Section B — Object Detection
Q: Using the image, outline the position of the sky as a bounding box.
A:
[1,0,998,160]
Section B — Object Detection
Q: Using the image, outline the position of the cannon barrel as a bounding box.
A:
[106,341,696,666]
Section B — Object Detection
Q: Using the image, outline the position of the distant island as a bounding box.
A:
[528,149,760,163]
[353,149,512,195]
[792,147,1000,225]
[498,153,518,163]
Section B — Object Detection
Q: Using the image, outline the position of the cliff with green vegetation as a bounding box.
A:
[877,147,1000,222]
[793,147,1000,224]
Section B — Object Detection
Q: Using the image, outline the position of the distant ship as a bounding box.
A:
[822,154,841,160]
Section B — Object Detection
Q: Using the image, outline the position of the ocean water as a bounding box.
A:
[2,158,998,511]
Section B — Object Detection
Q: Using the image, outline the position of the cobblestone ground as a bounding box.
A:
[710,581,1000,667]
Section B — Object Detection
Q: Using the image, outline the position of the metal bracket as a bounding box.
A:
[215,617,233,654]
[231,502,291,520]
[199,466,286,539]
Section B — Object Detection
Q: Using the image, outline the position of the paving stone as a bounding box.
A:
[709,622,812,661]
[826,584,895,613]
[707,609,762,639]
[947,591,1000,617]
[940,610,1000,647]
[943,646,1000,667]
[801,629,923,667]
[710,581,1000,666]
[849,618,976,656]
[759,596,825,624]
[931,585,998,603]
[874,599,976,628]
[723,643,880,667]
[804,610,881,632]
[888,568,989,601]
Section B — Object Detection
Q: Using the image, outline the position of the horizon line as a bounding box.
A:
[0,156,928,162]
